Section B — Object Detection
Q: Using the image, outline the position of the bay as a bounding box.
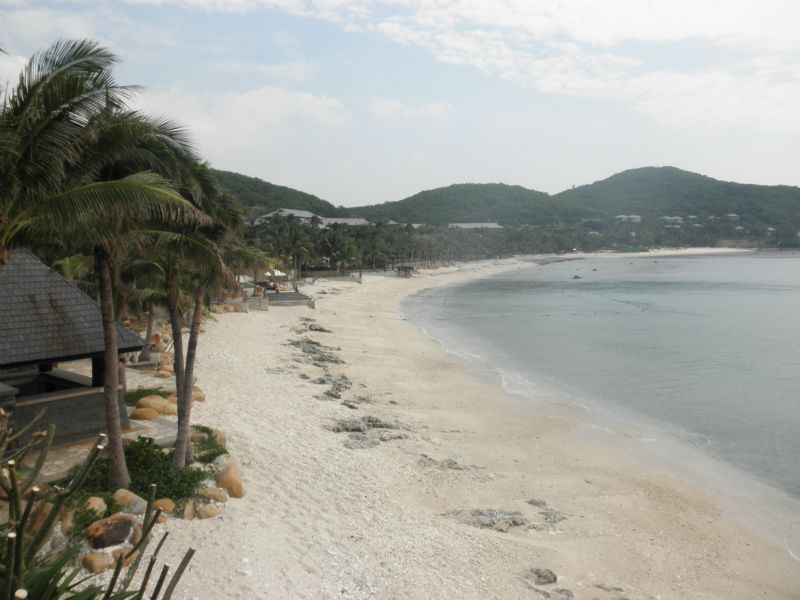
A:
[401,251,800,506]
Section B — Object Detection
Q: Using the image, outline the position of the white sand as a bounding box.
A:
[137,252,799,599]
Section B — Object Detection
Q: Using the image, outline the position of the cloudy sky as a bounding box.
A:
[1,1,798,206]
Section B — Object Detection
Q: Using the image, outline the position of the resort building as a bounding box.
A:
[447,222,503,229]
[0,249,143,443]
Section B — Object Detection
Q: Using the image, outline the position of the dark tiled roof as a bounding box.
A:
[0,249,144,369]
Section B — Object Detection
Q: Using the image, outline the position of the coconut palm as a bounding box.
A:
[277,215,312,286]
[1,40,209,488]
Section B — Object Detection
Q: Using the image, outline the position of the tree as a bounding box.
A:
[1,40,208,488]
[277,215,312,286]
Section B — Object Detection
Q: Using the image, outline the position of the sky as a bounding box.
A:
[1,0,799,207]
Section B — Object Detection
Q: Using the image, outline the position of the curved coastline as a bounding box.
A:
[114,249,799,599]
[397,252,800,562]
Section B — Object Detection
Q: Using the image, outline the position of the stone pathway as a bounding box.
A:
[19,362,178,483]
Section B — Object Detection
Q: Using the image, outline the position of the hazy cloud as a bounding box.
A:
[371,98,452,120]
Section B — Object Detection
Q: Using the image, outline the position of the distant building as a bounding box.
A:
[253,208,317,226]
[659,216,684,225]
[726,214,740,222]
[614,215,642,224]
[320,217,370,226]
[766,227,776,236]
[448,222,503,229]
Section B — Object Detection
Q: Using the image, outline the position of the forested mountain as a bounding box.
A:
[339,167,800,231]
[555,167,800,230]
[212,169,342,217]
[343,183,573,226]
[214,166,800,235]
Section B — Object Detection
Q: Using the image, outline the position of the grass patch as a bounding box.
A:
[64,437,211,501]
[123,387,169,408]
[191,425,228,464]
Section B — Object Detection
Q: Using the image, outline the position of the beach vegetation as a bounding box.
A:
[0,39,212,489]
[1,412,194,599]
[74,436,210,502]
[191,425,228,464]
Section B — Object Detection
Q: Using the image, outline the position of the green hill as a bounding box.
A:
[213,166,800,233]
[212,169,341,217]
[554,167,800,230]
[344,183,583,226]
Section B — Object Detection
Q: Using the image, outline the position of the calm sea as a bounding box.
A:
[400,252,800,549]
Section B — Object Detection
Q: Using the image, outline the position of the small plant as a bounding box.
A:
[1,410,195,599]
[191,425,228,464]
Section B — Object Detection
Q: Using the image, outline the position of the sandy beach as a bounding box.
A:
[133,251,799,599]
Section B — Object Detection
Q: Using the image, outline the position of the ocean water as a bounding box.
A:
[400,252,800,550]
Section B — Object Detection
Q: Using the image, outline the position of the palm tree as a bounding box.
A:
[277,216,312,287]
[1,40,209,488]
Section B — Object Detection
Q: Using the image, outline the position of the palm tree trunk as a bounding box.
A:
[171,283,204,472]
[166,268,186,430]
[96,248,131,489]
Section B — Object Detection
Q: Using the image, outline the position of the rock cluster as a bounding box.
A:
[289,337,343,366]
[445,508,529,532]
[130,388,207,420]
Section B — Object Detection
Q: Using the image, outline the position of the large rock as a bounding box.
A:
[197,487,228,502]
[217,462,245,498]
[153,498,175,515]
[83,552,110,573]
[113,489,146,515]
[181,499,197,520]
[197,504,224,519]
[60,508,76,535]
[112,548,136,568]
[193,390,206,402]
[27,502,54,537]
[210,428,227,448]
[136,395,169,411]
[130,407,159,420]
[85,496,107,515]
[86,514,135,549]
[190,430,209,443]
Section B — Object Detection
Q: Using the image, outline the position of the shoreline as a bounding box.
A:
[124,250,798,599]
[395,256,800,565]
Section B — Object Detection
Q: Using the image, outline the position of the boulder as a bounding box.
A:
[113,489,147,515]
[190,430,209,443]
[112,548,136,568]
[155,369,173,379]
[181,499,196,520]
[82,552,110,574]
[86,514,135,549]
[160,403,178,416]
[197,504,224,519]
[153,498,175,515]
[27,502,54,537]
[197,487,228,502]
[210,428,227,448]
[136,395,169,411]
[85,496,107,515]
[193,390,206,402]
[130,407,159,420]
[60,508,76,535]
[130,523,143,546]
[217,462,245,498]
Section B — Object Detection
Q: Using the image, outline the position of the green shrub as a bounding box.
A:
[191,425,228,464]
[63,437,211,501]
[123,387,169,408]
